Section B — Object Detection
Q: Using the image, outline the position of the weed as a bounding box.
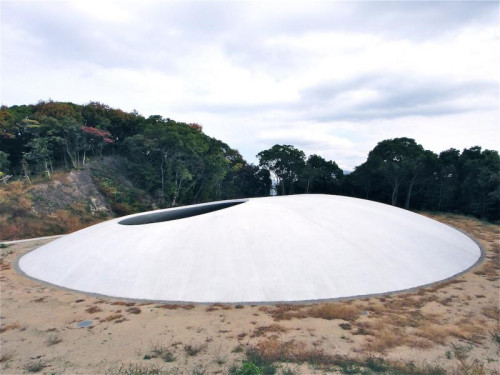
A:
[339,323,352,330]
[127,307,141,314]
[230,361,263,375]
[451,343,472,361]
[46,334,62,346]
[364,356,389,372]
[232,345,245,353]
[491,331,500,344]
[184,343,206,356]
[147,343,175,362]
[190,364,207,375]
[0,243,8,248]
[24,359,48,373]
[252,324,289,337]
[213,345,227,365]
[107,363,164,375]
[340,360,361,374]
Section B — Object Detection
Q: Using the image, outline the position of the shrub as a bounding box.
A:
[184,343,206,356]
[23,359,48,373]
[231,361,263,375]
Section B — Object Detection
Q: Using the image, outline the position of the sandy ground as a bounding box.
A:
[0,213,499,375]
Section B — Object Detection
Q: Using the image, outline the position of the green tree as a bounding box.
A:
[257,144,306,195]
[303,154,343,194]
[24,137,53,179]
[366,138,427,206]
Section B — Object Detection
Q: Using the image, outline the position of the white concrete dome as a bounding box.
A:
[18,195,481,303]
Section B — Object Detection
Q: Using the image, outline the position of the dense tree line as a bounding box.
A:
[1,101,498,221]
[0,101,270,207]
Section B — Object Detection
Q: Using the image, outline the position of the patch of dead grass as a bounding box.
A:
[251,323,289,337]
[0,322,20,333]
[156,304,195,310]
[103,314,123,322]
[85,305,102,314]
[307,303,360,321]
[482,305,499,320]
[360,327,408,353]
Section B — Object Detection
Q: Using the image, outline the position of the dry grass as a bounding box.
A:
[46,334,62,346]
[482,305,499,320]
[258,304,306,321]
[251,323,289,337]
[0,259,10,271]
[259,303,361,322]
[110,301,135,306]
[248,337,344,366]
[205,303,231,312]
[184,342,206,356]
[359,327,408,353]
[0,349,15,363]
[156,304,195,310]
[416,324,452,345]
[0,321,20,333]
[85,305,102,314]
[449,321,486,344]
[307,303,360,321]
[103,314,123,322]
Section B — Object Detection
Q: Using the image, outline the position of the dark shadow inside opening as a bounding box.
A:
[118,200,247,225]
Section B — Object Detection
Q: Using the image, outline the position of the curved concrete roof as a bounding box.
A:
[18,195,481,303]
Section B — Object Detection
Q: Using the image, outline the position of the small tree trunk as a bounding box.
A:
[405,174,418,209]
[22,159,31,184]
[44,160,51,180]
[160,156,165,206]
[391,178,400,206]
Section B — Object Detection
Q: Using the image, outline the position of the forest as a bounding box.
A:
[1,101,499,221]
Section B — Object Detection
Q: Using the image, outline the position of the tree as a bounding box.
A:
[303,154,343,194]
[24,137,53,179]
[257,145,306,195]
[459,147,500,219]
[366,138,426,206]
[81,126,114,162]
[434,148,460,210]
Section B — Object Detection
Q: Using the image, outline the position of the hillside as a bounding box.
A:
[0,156,151,241]
[1,100,499,228]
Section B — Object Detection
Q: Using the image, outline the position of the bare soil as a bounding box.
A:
[0,213,498,374]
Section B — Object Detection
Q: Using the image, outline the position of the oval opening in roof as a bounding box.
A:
[118,199,247,225]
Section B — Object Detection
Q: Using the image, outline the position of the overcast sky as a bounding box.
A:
[1,1,499,169]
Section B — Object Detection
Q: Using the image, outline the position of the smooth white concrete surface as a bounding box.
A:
[18,195,481,303]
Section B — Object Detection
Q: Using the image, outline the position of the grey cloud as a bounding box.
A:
[3,1,497,73]
[300,75,499,121]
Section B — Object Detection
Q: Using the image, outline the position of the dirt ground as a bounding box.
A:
[0,213,498,374]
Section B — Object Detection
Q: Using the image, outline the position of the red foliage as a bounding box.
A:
[188,123,203,132]
[81,126,114,143]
